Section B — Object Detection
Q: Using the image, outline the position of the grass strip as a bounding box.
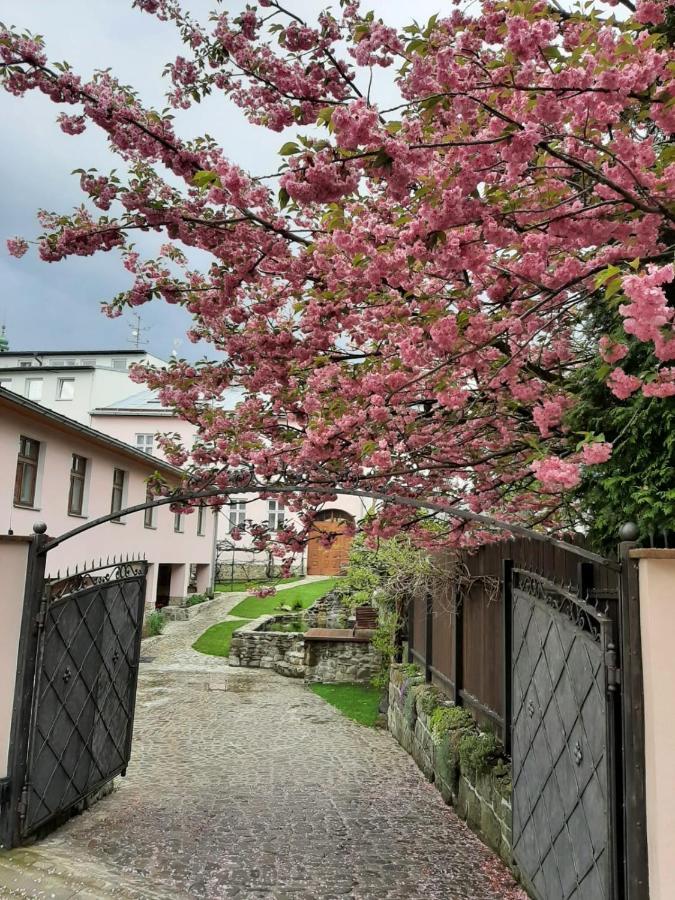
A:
[309,682,381,727]
[229,578,340,619]
[192,618,253,657]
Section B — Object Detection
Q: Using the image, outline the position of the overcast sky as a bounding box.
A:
[0,0,442,362]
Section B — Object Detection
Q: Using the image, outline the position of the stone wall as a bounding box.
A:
[305,591,349,629]
[228,617,306,677]
[229,613,381,684]
[304,637,381,684]
[388,664,514,872]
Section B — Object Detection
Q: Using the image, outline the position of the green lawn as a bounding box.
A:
[228,578,340,619]
[309,683,382,727]
[192,618,253,657]
[215,576,304,593]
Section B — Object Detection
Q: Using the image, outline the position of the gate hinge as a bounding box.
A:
[34,596,48,632]
[605,644,621,692]
[0,778,10,809]
[17,785,29,823]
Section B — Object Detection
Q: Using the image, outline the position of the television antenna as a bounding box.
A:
[127,312,150,349]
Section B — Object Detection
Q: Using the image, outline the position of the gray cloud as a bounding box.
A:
[0,0,440,360]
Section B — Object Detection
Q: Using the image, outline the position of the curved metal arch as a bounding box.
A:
[38,482,619,569]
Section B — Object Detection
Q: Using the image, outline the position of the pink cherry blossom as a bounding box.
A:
[581,443,613,465]
[6,237,28,258]
[0,0,672,553]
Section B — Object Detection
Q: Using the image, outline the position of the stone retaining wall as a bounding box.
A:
[304,638,381,684]
[305,591,348,629]
[388,664,514,872]
[228,616,306,677]
[229,612,381,684]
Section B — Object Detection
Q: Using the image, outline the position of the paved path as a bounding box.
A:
[0,584,525,900]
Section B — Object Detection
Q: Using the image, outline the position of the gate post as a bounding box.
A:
[424,591,433,683]
[502,559,513,755]
[618,534,649,900]
[0,524,48,850]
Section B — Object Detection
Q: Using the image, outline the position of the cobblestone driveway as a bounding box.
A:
[0,586,525,900]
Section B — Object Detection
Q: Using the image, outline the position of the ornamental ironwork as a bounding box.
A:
[511,568,620,900]
[18,559,147,839]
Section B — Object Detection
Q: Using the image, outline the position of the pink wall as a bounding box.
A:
[90,413,197,463]
[0,538,30,778]
[636,550,675,900]
[0,400,214,606]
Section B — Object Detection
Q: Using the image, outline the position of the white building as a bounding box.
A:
[0,349,166,426]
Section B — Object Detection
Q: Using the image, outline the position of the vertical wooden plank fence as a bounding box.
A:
[406,537,622,744]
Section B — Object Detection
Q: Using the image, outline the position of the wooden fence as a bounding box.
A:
[406,536,621,742]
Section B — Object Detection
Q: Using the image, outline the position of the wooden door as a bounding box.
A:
[307,513,353,576]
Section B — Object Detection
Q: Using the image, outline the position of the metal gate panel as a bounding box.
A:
[511,570,619,900]
[20,562,146,838]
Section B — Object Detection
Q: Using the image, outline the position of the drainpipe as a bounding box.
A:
[209,507,219,596]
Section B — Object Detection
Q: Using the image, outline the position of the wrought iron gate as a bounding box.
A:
[5,540,147,845]
[510,569,621,900]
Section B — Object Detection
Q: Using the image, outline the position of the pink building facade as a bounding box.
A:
[0,388,215,608]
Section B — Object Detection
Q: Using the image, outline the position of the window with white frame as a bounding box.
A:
[14,435,40,508]
[228,499,246,532]
[110,468,126,521]
[112,358,127,371]
[144,488,157,528]
[135,433,154,455]
[197,506,207,536]
[19,361,33,368]
[0,377,12,390]
[56,378,75,400]
[174,512,184,533]
[68,454,88,516]
[25,378,43,401]
[268,500,285,531]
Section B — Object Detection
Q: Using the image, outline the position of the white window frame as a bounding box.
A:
[0,378,13,390]
[135,433,155,455]
[110,468,127,522]
[228,499,246,532]
[268,500,285,531]
[68,453,89,517]
[197,506,207,536]
[25,378,43,401]
[174,512,184,533]
[144,488,157,529]
[56,377,75,401]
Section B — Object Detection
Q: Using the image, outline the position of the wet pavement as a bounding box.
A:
[0,583,525,899]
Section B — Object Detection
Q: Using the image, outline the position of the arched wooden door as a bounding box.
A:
[306,510,354,576]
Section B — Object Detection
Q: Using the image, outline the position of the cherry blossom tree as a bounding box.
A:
[1,0,673,553]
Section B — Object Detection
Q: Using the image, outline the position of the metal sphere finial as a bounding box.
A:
[33,522,48,534]
[619,521,639,542]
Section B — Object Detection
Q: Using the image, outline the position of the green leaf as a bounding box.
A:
[278,187,290,210]
[191,170,220,189]
[279,141,300,156]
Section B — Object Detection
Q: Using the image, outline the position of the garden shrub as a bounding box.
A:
[400,662,421,679]
[459,730,502,776]
[417,685,443,716]
[186,593,208,607]
[145,610,166,637]
[429,705,474,741]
